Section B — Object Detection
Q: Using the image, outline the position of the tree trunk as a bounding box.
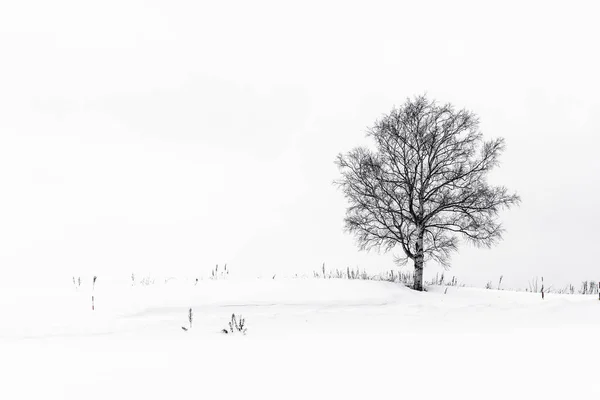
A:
[413,257,424,291]
[413,228,425,291]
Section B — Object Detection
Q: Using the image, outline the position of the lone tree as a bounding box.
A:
[335,95,520,291]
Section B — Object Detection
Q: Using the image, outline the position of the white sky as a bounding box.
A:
[1,0,598,289]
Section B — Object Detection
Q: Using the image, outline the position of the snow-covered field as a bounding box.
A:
[1,278,598,399]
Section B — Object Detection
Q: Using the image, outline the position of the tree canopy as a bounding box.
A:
[335,95,520,291]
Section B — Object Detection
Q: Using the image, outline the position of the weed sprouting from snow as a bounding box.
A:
[579,281,599,295]
[311,265,462,290]
[222,314,247,335]
[210,264,229,280]
[541,277,545,300]
[139,275,155,286]
[182,308,193,331]
[72,276,81,290]
[527,277,542,293]
[520,278,600,296]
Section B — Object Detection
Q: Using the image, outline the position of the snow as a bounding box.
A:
[1,278,598,399]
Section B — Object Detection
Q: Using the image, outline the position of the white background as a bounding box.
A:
[1,0,598,288]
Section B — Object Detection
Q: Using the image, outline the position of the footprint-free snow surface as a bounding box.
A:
[1,279,598,399]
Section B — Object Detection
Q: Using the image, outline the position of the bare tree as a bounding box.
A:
[335,95,520,291]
